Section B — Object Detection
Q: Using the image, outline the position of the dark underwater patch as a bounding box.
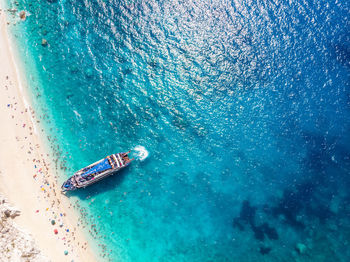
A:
[334,43,350,68]
[259,246,272,255]
[232,200,256,230]
[233,200,279,242]
[272,182,335,228]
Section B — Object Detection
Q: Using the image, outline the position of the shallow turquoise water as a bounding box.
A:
[6,0,350,261]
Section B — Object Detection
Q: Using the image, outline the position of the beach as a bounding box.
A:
[0,0,348,260]
[0,6,96,262]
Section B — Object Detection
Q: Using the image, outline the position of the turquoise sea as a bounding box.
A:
[5,0,350,261]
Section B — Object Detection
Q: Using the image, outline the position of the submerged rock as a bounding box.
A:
[259,246,271,255]
[85,68,93,77]
[296,243,307,254]
[70,65,79,73]
[41,39,48,47]
[19,10,26,20]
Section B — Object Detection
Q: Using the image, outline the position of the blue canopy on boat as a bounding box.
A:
[81,158,112,177]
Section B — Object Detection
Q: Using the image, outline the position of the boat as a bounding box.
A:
[61,151,134,192]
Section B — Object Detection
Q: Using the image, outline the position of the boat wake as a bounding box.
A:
[133,145,149,161]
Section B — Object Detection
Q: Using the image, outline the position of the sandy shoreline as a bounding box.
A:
[0,5,97,262]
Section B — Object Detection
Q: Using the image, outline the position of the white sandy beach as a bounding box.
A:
[0,5,97,262]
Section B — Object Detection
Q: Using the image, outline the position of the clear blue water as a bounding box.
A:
[6,0,350,260]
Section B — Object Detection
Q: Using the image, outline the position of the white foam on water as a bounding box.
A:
[133,145,149,161]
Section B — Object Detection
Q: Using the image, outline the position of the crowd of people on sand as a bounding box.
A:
[3,75,94,260]
[1,10,116,260]
[3,72,127,260]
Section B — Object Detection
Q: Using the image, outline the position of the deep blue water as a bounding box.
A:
[6,0,350,260]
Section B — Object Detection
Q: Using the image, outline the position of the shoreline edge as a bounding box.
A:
[0,4,97,262]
